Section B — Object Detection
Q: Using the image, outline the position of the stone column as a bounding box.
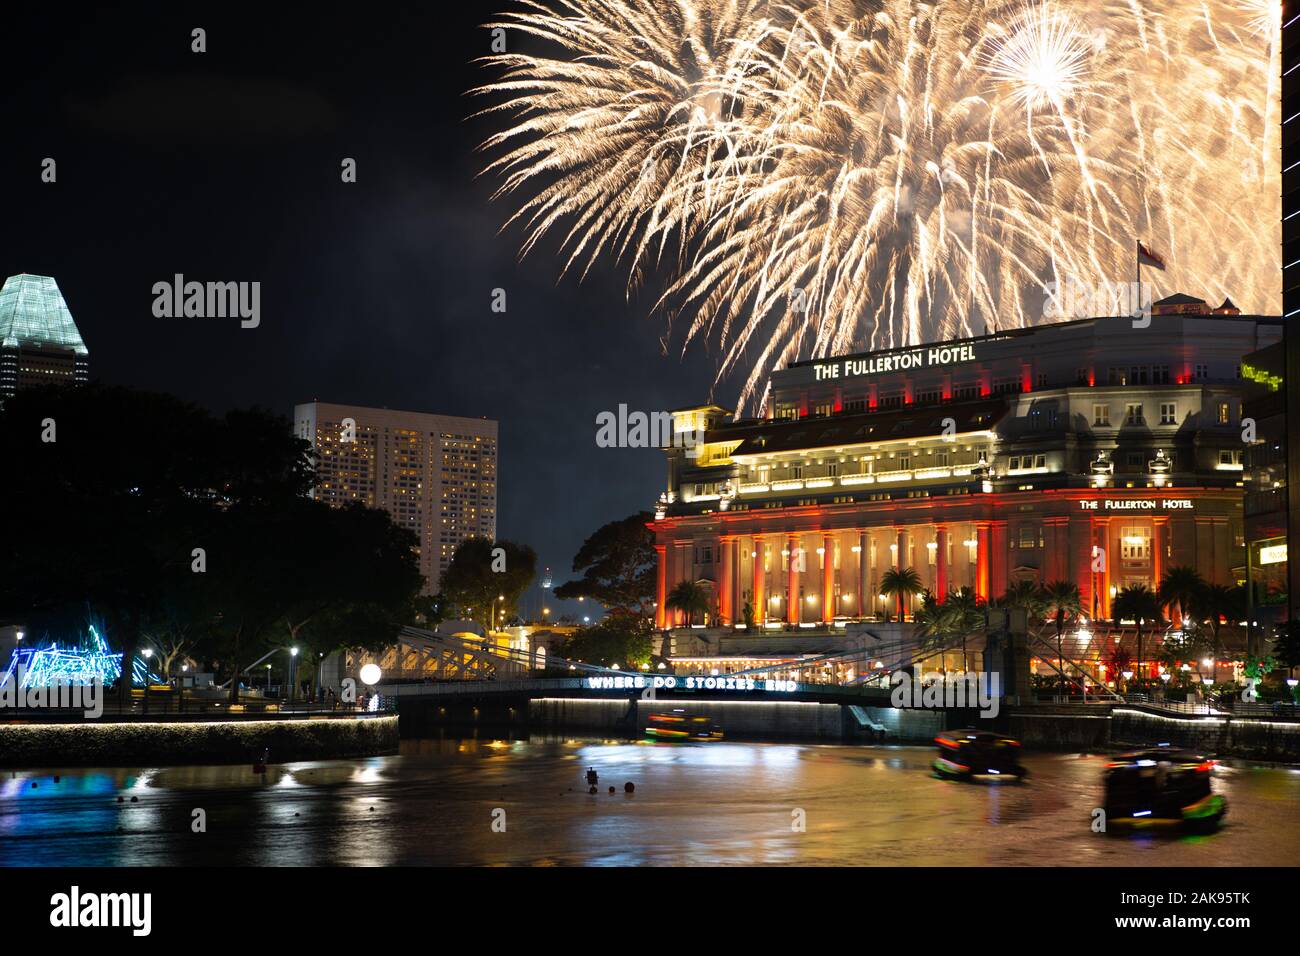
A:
[655,544,668,629]
[857,531,870,621]
[719,535,735,626]
[990,520,1009,598]
[935,526,949,599]
[1152,518,1168,601]
[752,536,766,625]
[975,522,991,601]
[1093,518,1112,619]
[787,532,801,625]
[822,532,835,624]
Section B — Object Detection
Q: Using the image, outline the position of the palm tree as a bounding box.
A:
[999,579,1047,620]
[1158,565,1204,627]
[1111,584,1163,688]
[1041,580,1083,694]
[912,588,985,672]
[665,580,710,626]
[880,567,924,621]
[1193,583,1244,657]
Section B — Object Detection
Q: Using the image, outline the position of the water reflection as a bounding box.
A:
[0,740,1296,866]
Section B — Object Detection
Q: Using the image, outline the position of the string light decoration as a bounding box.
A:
[1,625,160,688]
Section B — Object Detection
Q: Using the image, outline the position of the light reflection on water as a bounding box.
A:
[1,738,1297,866]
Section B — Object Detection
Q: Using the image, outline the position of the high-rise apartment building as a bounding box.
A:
[0,274,89,401]
[293,402,498,593]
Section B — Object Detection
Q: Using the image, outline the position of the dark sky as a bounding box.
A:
[1,2,732,619]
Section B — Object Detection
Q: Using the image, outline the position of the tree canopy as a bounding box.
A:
[0,384,423,693]
[553,512,657,614]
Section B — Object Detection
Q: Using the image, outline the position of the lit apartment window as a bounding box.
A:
[1093,404,1110,426]
[1160,403,1177,425]
[1217,402,1231,424]
[1125,403,1145,425]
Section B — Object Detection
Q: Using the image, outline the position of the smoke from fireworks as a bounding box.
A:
[476,0,1280,411]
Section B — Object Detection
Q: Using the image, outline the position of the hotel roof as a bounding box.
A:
[0,274,88,353]
[711,397,1009,456]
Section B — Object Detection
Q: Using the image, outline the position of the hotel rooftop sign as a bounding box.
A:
[811,344,977,381]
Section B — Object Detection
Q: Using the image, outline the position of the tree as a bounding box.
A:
[0,384,424,702]
[1158,565,1205,626]
[439,537,537,632]
[880,567,923,621]
[553,513,657,615]
[998,579,1047,620]
[666,580,710,626]
[913,587,985,671]
[557,609,654,668]
[1193,583,1244,655]
[1112,584,1163,687]
[1041,580,1083,694]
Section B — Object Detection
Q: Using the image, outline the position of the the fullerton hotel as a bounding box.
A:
[651,294,1281,630]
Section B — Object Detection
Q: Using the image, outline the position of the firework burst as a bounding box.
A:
[476,0,1279,411]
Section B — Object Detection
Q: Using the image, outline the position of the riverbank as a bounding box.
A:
[0,714,398,767]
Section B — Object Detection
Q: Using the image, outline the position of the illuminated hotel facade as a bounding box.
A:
[293,402,498,594]
[652,296,1281,631]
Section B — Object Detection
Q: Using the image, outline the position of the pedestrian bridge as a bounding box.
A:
[378,674,894,707]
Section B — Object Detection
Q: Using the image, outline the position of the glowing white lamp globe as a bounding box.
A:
[359,664,383,686]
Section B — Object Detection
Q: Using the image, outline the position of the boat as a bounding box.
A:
[1103,746,1226,832]
[933,730,1026,781]
[645,710,724,742]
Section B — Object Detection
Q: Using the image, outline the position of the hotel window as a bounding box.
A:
[1153,365,1170,384]
[935,451,949,467]
[1120,527,1152,560]
[1219,449,1241,466]
[953,383,978,400]
[1195,364,1209,381]
[813,402,834,417]
[1075,367,1091,385]
[879,393,903,409]
[1130,366,1149,385]
[1159,403,1177,425]
[775,402,799,421]
[792,466,803,479]
[917,388,941,405]
[899,456,911,470]
[1124,403,1145,425]
[1018,526,1039,549]
[1108,368,1128,386]
[828,463,839,477]
[1037,372,1048,388]
[992,379,1022,395]
[1093,404,1110,426]
[1217,401,1231,424]
[844,398,865,414]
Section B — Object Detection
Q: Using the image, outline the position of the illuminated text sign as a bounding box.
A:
[584,675,797,692]
[1077,499,1193,511]
[812,344,977,382]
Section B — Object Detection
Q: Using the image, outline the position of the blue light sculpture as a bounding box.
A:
[1,625,161,688]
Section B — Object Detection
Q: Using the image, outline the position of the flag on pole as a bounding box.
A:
[1137,241,1166,271]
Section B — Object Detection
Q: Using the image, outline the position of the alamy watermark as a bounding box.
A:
[890,670,1001,718]
[0,665,104,718]
[1043,278,1153,327]
[596,405,704,457]
[152,274,260,328]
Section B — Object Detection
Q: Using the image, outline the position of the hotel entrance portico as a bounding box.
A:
[653,489,1239,628]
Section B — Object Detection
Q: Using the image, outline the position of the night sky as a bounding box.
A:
[1,2,731,618]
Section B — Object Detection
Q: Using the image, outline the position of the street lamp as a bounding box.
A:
[289,646,299,705]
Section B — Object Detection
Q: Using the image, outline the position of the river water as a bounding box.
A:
[1,737,1297,866]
